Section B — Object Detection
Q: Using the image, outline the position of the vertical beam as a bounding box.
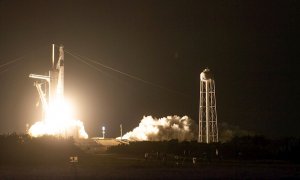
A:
[213,81,218,142]
[206,80,209,143]
[198,79,202,142]
[210,81,213,142]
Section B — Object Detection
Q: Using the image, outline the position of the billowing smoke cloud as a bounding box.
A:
[29,119,88,139]
[120,116,197,142]
[28,100,88,139]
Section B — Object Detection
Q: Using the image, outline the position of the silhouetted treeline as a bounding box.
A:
[109,136,300,163]
[1,134,299,164]
[0,133,83,165]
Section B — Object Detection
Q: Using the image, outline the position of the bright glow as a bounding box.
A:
[29,98,88,139]
[117,115,197,142]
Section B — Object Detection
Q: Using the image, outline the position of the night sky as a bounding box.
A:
[0,0,299,138]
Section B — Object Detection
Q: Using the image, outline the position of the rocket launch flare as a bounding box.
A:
[28,45,88,139]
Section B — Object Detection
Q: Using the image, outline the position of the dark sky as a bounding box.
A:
[0,0,299,138]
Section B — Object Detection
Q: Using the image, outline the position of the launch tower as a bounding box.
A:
[29,44,64,116]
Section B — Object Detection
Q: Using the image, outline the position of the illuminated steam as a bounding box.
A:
[29,99,88,139]
[120,116,197,141]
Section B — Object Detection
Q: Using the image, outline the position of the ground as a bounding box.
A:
[0,153,299,179]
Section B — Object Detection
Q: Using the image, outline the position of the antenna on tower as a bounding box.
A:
[198,68,218,143]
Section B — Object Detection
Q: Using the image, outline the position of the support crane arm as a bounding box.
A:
[34,82,48,111]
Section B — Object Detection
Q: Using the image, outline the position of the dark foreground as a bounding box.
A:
[1,135,300,179]
[1,154,299,179]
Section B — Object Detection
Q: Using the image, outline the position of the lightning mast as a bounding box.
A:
[198,68,218,143]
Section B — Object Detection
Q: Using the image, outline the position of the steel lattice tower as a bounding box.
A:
[198,68,218,143]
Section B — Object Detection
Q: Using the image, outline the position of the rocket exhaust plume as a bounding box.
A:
[29,99,88,139]
[119,116,197,142]
[28,45,88,139]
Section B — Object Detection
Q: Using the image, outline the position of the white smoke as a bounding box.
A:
[28,99,88,139]
[29,119,88,139]
[120,115,197,142]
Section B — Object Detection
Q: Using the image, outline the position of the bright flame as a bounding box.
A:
[29,98,88,139]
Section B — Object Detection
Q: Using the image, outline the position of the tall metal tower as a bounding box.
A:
[29,44,65,115]
[198,68,218,143]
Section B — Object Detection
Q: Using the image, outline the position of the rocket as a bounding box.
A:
[50,45,64,103]
[29,44,65,111]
